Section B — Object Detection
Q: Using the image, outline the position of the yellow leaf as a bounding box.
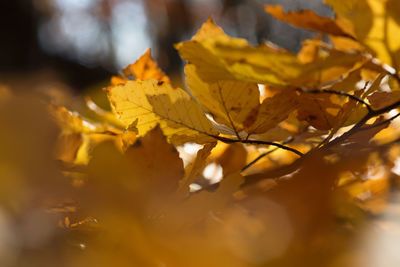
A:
[292,49,365,87]
[107,79,217,145]
[297,37,323,64]
[54,133,83,163]
[49,105,94,134]
[85,97,126,129]
[364,72,386,96]
[185,64,260,134]
[329,36,365,52]
[178,142,217,193]
[330,69,362,92]
[175,18,303,85]
[191,17,225,41]
[326,0,400,69]
[177,18,363,87]
[111,48,170,85]
[85,126,184,211]
[49,104,132,164]
[265,5,347,36]
[331,90,366,134]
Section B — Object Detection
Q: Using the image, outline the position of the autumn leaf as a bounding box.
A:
[5,2,400,266]
[329,35,365,53]
[325,0,400,70]
[177,18,363,87]
[49,104,136,164]
[185,64,260,135]
[296,92,341,130]
[329,69,362,92]
[106,79,217,145]
[175,18,303,85]
[111,48,170,85]
[297,37,322,64]
[247,88,299,134]
[265,5,347,36]
[216,143,247,175]
[178,142,217,194]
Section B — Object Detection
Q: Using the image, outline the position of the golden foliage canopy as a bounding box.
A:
[2,1,400,266]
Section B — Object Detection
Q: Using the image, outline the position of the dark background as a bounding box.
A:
[0,0,332,91]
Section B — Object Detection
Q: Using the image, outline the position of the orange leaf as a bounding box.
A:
[265,5,348,36]
[111,49,170,85]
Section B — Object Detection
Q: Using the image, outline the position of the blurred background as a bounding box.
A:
[0,0,332,91]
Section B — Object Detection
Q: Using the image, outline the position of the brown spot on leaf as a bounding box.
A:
[244,107,259,128]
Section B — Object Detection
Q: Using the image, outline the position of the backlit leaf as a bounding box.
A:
[177,18,363,87]
[185,64,260,134]
[107,79,217,145]
[111,48,170,86]
[325,0,400,69]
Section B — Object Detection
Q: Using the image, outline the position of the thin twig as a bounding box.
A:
[322,97,400,149]
[359,112,400,131]
[241,148,279,172]
[297,88,373,112]
[212,135,304,156]
[241,138,294,172]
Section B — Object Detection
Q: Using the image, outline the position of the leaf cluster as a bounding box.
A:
[1,1,400,266]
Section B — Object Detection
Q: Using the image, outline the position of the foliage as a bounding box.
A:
[1,1,400,266]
